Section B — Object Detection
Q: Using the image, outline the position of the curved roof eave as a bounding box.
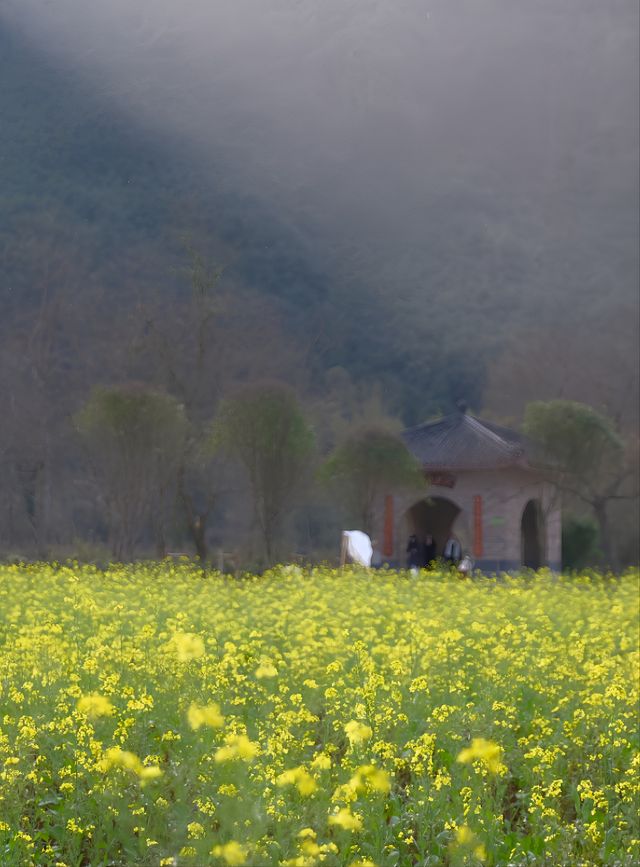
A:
[402,410,534,471]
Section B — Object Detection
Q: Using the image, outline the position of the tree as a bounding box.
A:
[0,228,104,558]
[562,516,600,571]
[77,385,187,560]
[523,400,636,569]
[320,427,425,536]
[213,383,314,564]
[131,244,307,561]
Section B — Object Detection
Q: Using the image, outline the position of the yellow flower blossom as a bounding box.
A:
[98,747,162,784]
[350,764,391,794]
[255,662,278,678]
[344,720,373,746]
[170,632,205,662]
[100,747,142,773]
[277,766,317,796]
[214,734,259,763]
[187,701,225,730]
[328,807,363,832]
[454,825,487,861]
[77,693,114,719]
[211,841,247,865]
[457,738,506,774]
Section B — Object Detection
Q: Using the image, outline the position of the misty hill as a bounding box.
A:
[1,2,639,423]
[1,23,415,409]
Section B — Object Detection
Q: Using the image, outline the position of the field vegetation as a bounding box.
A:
[0,564,638,866]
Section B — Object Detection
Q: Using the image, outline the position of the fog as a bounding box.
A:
[2,0,638,322]
[0,0,639,393]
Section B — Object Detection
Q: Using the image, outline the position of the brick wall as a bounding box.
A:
[379,467,561,572]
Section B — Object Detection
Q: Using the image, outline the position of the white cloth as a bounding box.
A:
[458,555,473,574]
[342,530,373,568]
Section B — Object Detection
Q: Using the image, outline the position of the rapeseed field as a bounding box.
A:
[0,563,638,866]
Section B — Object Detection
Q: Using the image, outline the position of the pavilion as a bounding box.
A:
[379,406,561,571]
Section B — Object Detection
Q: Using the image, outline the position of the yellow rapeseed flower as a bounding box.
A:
[171,632,205,662]
[77,693,113,719]
[457,738,505,774]
[2,562,638,865]
[100,747,142,773]
[211,841,247,866]
[255,662,278,678]
[328,807,363,832]
[276,766,317,796]
[187,702,225,730]
[214,734,259,763]
[454,824,487,861]
[99,747,162,784]
[138,765,163,784]
[349,764,391,794]
[344,720,373,746]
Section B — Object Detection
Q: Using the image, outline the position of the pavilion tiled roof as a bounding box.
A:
[401,409,530,470]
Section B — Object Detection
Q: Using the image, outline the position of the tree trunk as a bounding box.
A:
[262,505,283,567]
[177,465,209,561]
[263,519,274,567]
[593,499,618,571]
[190,515,208,562]
[155,525,167,559]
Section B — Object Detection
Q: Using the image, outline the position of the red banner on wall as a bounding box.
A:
[427,472,456,488]
[473,495,483,558]
[383,495,394,557]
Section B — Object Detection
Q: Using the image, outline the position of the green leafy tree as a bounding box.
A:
[524,400,635,568]
[562,516,600,571]
[77,385,187,560]
[214,383,314,564]
[320,427,425,536]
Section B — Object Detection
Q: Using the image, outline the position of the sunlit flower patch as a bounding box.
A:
[0,563,638,865]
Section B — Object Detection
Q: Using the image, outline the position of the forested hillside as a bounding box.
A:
[1,4,638,564]
[2,11,638,417]
[0,23,398,410]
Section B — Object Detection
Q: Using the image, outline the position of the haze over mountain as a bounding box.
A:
[1,0,638,418]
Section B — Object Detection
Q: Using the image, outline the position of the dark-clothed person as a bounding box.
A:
[406,534,421,569]
[422,534,437,568]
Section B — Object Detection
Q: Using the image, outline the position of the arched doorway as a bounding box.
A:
[405,497,461,564]
[521,499,545,569]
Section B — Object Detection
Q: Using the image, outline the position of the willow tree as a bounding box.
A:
[77,385,186,559]
[214,383,314,564]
